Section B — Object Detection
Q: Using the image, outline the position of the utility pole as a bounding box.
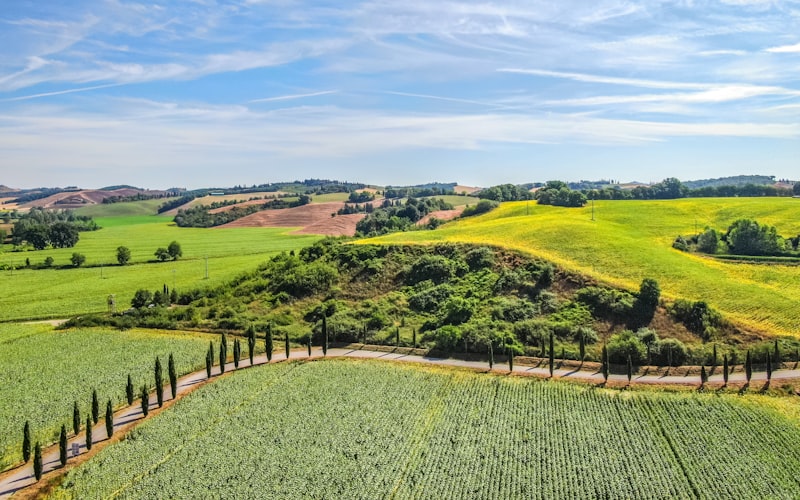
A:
[591,198,595,221]
[204,256,209,279]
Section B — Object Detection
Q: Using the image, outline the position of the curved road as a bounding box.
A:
[1,346,798,498]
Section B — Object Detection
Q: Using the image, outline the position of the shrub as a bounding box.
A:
[464,247,495,270]
[406,255,454,285]
[575,286,634,320]
[652,338,688,366]
[606,330,647,366]
[429,325,462,352]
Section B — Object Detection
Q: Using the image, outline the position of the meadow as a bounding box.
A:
[367,198,800,338]
[0,323,215,471]
[0,214,319,320]
[51,359,800,499]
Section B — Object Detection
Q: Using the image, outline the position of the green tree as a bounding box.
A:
[627,355,633,384]
[22,421,31,463]
[85,417,93,451]
[140,386,149,417]
[745,350,752,383]
[488,341,494,369]
[72,402,80,435]
[723,354,729,385]
[206,342,213,378]
[766,352,772,381]
[285,334,290,359]
[33,442,42,481]
[233,338,241,368]
[155,247,170,261]
[631,278,660,328]
[116,245,131,265]
[508,348,514,371]
[105,400,114,439]
[219,333,227,374]
[167,241,182,260]
[548,332,555,377]
[59,424,68,467]
[155,356,164,407]
[607,331,647,365]
[266,323,274,362]
[727,219,785,256]
[168,353,177,399]
[700,365,708,385]
[247,325,256,365]
[323,316,329,356]
[50,222,79,248]
[44,256,54,267]
[131,289,153,309]
[91,389,99,424]
[307,334,312,356]
[697,228,719,254]
[126,374,134,405]
[70,252,86,267]
[413,328,417,348]
[602,345,609,382]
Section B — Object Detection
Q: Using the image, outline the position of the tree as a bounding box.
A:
[712,344,718,367]
[727,219,785,256]
[22,421,31,463]
[700,365,708,386]
[266,323,274,362]
[627,355,633,384]
[33,442,42,481]
[140,386,149,417]
[745,350,752,383]
[73,402,80,435]
[247,325,256,365]
[44,256,54,268]
[285,334,290,359]
[206,341,213,378]
[233,338,241,368]
[508,348,514,371]
[766,352,772,381]
[632,278,660,328]
[169,353,177,399]
[92,389,100,424]
[154,247,170,261]
[85,417,93,451]
[26,224,50,250]
[70,252,86,267]
[723,354,729,386]
[602,345,609,382]
[131,289,153,309]
[105,400,114,439]
[59,424,68,466]
[697,228,719,254]
[219,333,227,374]
[548,332,555,377]
[116,246,131,265]
[307,334,312,356]
[167,241,182,260]
[126,374,134,405]
[50,222,79,248]
[774,339,781,365]
[323,316,329,356]
[488,341,494,369]
[155,356,164,407]
[413,328,417,349]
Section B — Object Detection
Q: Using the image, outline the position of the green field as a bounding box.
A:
[0,323,215,470]
[73,199,176,218]
[0,216,320,320]
[427,194,481,207]
[367,198,800,338]
[52,359,800,499]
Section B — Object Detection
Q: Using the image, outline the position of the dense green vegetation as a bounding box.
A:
[10,208,98,250]
[173,195,310,227]
[52,359,800,499]
[674,218,797,257]
[0,324,214,470]
[355,198,453,235]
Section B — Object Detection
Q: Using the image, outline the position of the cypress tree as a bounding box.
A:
[72,402,80,435]
[126,374,134,405]
[723,354,729,386]
[712,344,718,367]
[323,316,329,356]
[362,325,367,345]
[233,338,241,369]
[508,348,514,371]
[602,345,609,382]
[140,386,149,416]
[626,355,633,384]
[85,417,93,451]
[247,325,256,365]
[168,353,177,400]
[91,389,99,424]
[745,350,752,383]
[105,400,114,439]
[488,341,494,370]
[33,442,42,481]
[266,323,274,362]
[548,332,555,377]
[205,343,213,378]
[219,333,227,374]
[395,326,400,347]
[285,334,290,359]
[774,340,781,365]
[700,365,708,385]
[307,334,312,356]
[766,352,772,381]
[59,424,67,466]
[155,356,164,407]
[579,334,586,362]
[22,421,31,463]
[413,328,417,349]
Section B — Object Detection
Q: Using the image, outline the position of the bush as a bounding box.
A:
[606,330,647,365]
[131,289,153,309]
[461,200,499,217]
[669,299,721,340]
[70,252,86,267]
[429,325,462,352]
[464,247,495,270]
[575,286,634,319]
[406,255,454,285]
[652,338,688,366]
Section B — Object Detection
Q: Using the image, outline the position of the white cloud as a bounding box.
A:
[765,42,800,53]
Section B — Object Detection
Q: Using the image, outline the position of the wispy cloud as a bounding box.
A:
[765,42,800,53]
[250,90,339,103]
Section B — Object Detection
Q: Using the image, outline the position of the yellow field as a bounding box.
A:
[365,198,800,338]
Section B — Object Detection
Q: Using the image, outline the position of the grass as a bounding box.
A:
[73,198,177,218]
[311,192,351,203]
[365,197,800,338]
[0,323,215,471]
[52,359,800,499]
[0,216,320,320]
[426,194,481,207]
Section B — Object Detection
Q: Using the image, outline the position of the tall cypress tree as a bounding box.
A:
[723,354,729,386]
[712,344,718,367]
[774,340,781,365]
[233,338,241,369]
[627,355,633,383]
[247,325,256,365]
[91,389,99,424]
[126,374,134,405]
[284,334,290,359]
[105,400,114,439]
[602,345,609,382]
[155,356,164,407]
[548,332,555,377]
[59,424,68,466]
[508,348,514,371]
[219,333,227,374]
[579,334,586,362]
[206,343,213,378]
[745,350,752,383]
[307,333,312,356]
[323,316,329,356]
[22,421,31,463]
[413,328,417,349]
[395,326,400,347]
[72,402,80,435]
[700,365,708,386]
[140,386,149,417]
[766,352,772,381]
[33,442,42,481]
[168,353,177,400]
[85,417,93,451]
[266,323,274,362]
[488,341,494,370]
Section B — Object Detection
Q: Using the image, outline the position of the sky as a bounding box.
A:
[1,0,799,190]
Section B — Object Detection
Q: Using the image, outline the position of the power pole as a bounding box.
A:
[591,198,595,221]
[204,256,209,279]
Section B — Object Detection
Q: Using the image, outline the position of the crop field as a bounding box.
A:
[51,359,800,499]
[0,323,215,471]
[0,216,319,320]
[73,199,177,218]
[426,194,480,207]
[367,198,800,338]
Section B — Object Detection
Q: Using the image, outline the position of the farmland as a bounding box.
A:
[0,323,214,471]
[0,215,320,320]
[367,197,800,338]
[52,359,800,499]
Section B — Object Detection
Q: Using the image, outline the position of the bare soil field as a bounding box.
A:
[454,184,481,195]
[21,189,167,209]
[418,207,465,226]
[220,201,365,236]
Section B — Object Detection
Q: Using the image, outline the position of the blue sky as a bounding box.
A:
[1,0,799,189]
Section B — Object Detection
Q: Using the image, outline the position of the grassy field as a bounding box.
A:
[311,192,352,203]
[0,216,320,320]
[366,198,800,338]
[73,199,176,218]
[0,323,215,471]
[52,359,800,499]
[427,194,481,207]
